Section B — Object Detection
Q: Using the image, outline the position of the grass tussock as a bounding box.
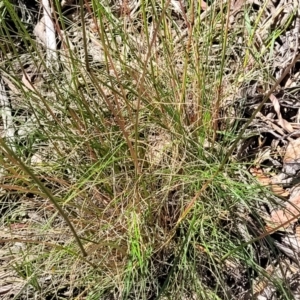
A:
[0,0,297,299]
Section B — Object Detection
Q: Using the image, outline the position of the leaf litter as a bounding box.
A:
[2,0,300,299]
[220,0,300,297]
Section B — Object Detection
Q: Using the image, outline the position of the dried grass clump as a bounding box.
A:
[2,0,300,299]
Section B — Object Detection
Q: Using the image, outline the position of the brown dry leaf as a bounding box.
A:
[250,167,271,186]
[280,118,294,133]
[253,264,275,296]
[229,0,245,25]
[0,285,12,296]
[284,138,300,163]
[251,168,289,197]
[270,184,289,197]
[269,195,300,229]
[147,128,173,166]
[296,226,300,244]
[33,16,46,46]
[269,93,294,133]
[283,138,300,175]
[200,0,208,10]
[230,0,245,15]
[9,223,28,230]
[22,73,34,91]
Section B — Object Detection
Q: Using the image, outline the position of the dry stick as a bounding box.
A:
[162,52,300,249]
